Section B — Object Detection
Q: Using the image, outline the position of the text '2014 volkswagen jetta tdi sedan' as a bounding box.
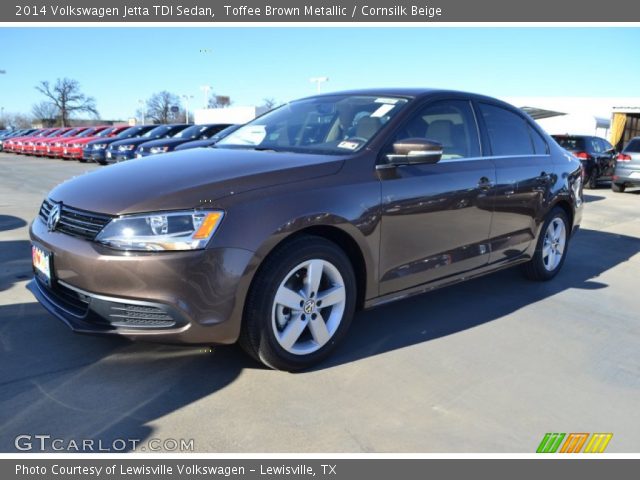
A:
[29,89,583,371]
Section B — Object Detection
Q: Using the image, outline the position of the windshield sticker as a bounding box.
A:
[375,97,399,104]
[338,140,361,150]
[232,125,267,145]
[371,104,395,118]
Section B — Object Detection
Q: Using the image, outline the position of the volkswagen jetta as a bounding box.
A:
[29,89,583,370]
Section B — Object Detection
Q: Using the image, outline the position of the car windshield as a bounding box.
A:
[61,129,84,137]
[209,124,240,142]
[116,126,143,138]
[624,139,640,152]
[142,125,171,138]
[216,95,409,154]
[173,125,209,139]
[554,136,585,151]
[95,127,116,137]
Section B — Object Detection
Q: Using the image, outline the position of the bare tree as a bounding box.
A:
[1,112,33,129]
[145,91,182,124]
[32,101,59,126]
[35,78,99,127]
[207,95,232,109]
[261,97,279,112]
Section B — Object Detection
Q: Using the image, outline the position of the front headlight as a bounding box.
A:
[72,143,82,148]
[95,210,224,251]
[93,143,108,150]
[150,146,169,154]
[118,144,136,151]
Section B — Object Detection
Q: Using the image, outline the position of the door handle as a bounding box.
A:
[477,176,493,190]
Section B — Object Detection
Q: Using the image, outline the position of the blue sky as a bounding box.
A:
[1,27,639,120]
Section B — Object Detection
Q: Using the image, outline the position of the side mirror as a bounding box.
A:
[386,138,443,165]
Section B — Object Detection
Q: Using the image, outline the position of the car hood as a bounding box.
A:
[175,139,215,150]
[67,136,98,145]
[86,137,121,147]
[49,148,346,215]
[109,137,159,149]
[138,138,190,150]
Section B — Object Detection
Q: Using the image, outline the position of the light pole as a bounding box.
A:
[182,94,194,124]
[310,76,329,93]
[200,85,212,109]
[138,99,145,125]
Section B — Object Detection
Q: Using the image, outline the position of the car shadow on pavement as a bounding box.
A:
[321,228,640,371]
[0,300,252,453]
[0,228,637,451]
[0,215,27,232]
[583,194,606,203]
[0,240,33,291]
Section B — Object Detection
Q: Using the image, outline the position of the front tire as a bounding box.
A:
[611,182,626,193]
[239,235,356,371]
[522,207,570,281]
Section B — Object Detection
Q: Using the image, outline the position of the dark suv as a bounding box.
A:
[552,134,616,189]
[29,89,583,371]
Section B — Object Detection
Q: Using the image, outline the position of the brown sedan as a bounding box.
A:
[29,89,584,370]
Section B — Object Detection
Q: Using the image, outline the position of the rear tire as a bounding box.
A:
[611,182,626,193]
[584,172,598,189]
[239,235,356,371]
[522,207,570,281]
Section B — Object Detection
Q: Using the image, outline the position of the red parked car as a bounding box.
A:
[40,127,92,158]
[33,128,78,157]
[4,129,46,153]
[18,128,65,155]
[55,126,110,159]
[60,125,129,161]
[28,127,73,156]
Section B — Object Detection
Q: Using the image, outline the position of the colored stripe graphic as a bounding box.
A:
[536,433,566,453]
[560,433,589,453]
[584,433,613,453]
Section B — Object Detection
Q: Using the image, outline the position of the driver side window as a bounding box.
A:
[393,100,481,160]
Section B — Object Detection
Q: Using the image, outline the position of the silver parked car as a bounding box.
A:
[612,137,640,192]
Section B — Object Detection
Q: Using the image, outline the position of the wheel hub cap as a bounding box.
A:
[303,299,316,314]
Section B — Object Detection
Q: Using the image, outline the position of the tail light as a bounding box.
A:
[575,152,589,159]
[617,153,631,163]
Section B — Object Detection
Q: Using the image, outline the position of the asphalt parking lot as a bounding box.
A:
[0,153,639,453]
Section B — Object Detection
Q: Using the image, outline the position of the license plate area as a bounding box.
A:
[32,244,53,287]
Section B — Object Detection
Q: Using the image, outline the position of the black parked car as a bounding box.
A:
[105,124,189,163]
[29,89,583,371]
[612,137,640,192]
[173,124,241,152]
[83,125,156,164]
[135,123,232,158]
[552,134,616,189]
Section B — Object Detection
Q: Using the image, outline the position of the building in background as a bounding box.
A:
[505,97,640,149]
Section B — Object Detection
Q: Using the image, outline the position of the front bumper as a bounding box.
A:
[82,149,107,162]
[106,150,136,163]
[29,217,256,344]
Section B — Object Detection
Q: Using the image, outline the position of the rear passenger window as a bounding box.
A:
[393,100,480,160]
[529,125,549,155]
[479,103,534,156]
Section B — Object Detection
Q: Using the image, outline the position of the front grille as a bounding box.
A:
[39,199,112,240]
[107,304,176,328]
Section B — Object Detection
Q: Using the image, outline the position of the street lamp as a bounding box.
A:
[200,85,212,109]
[182,94,194,124]
[310,76,329,93]
[137,99,145,125]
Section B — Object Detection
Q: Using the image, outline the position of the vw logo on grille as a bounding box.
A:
[47,202,62,232]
